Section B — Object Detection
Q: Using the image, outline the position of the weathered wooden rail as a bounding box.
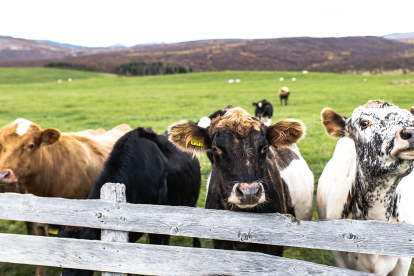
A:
[0,183,413,275]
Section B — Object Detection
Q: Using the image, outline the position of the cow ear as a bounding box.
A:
[252,102,257,106]
[410,106,414,116]
[267,119,305,148]
[321,108,348,138]
[40,128,60,146]
[168,120,210,155]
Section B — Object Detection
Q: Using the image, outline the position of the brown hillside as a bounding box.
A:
[2,37,414,73]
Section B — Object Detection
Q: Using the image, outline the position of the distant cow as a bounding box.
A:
[60,127,201,276]
[169,107,313,256]
[318,100,414,275]
[279,86,290,105]
[0,118,130,276]
[252,99,273,126]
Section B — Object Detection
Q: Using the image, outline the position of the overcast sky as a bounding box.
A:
[1,0,413,48]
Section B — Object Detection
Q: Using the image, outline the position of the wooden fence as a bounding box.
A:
[1,182,414,275]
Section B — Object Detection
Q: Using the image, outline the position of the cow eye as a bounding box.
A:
[360,120,371,129]
[27,144,34,149]
[212,146,222,154]
[261,145,269,154]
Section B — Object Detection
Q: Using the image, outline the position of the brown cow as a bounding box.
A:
[279,86,290,106]
[0,118,131,276]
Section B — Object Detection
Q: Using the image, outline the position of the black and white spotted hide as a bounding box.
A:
[322,100,414,220]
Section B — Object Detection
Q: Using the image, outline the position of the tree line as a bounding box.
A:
[116,62,192,76]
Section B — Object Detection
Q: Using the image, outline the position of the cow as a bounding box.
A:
[252,99,273,126]
[410,106,414,115]
[169,107,314,256]
[0,118,131,276]
[317,100,414,275]
[279,86,290,106]
[59,127,201,276]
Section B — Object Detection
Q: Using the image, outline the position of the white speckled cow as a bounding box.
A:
[318,100,414,275]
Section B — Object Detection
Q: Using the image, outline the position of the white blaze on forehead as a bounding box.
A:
[13,118,33,136]
[198,117,211,128]
[258,102,262,108]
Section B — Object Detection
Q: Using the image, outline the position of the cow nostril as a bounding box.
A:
[400,129,413,140]
[0,171,10,181]
[255,187,263,198]
[235,186,244,198]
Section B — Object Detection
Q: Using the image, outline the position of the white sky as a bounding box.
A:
[1,0,413,48]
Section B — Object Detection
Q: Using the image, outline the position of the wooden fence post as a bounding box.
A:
[101,183,128,276]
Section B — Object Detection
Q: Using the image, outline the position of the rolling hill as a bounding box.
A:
[1,35,414,74]
[383,32,414,44]
[0,36,128,63]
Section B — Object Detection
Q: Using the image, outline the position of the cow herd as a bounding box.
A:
[0,99,414,276]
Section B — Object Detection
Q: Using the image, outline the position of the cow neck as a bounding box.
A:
[21,136,94,198]
[343,161,409,222]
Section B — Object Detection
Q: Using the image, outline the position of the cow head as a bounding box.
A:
[252,99,271,120]
[169,107,305,209]
[0,119,60,184]
[322,100,414,179]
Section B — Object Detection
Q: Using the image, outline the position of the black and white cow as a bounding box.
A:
[252,99,273,126]
[59,128,201,276]
[318,100,414,275]
[169,107,313,256]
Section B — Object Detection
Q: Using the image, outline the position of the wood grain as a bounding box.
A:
[100,183,128,276]
[0,233,375,275]
[0,192,413,258]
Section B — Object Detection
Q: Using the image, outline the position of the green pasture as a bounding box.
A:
[0,67,413,275]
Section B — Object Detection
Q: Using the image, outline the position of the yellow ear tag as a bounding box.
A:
[190,140,203,147]
[48,228,59,235]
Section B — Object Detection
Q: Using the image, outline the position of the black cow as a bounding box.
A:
[169,107,308,256]
[60,128,201,276]
[252,99,273,126]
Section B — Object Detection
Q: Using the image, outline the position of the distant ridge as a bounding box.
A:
[39,40,86,49]
[0,36,128,63]
[108,43,125,48]
[1,36,414,74]
[383,32,414,40]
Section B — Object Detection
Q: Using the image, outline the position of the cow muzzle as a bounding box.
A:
[228,182,266,208]
[0,169,17,183]
[391,127,414,159]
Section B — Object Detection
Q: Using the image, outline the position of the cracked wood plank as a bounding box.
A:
[0,192,414,257]
[100,183,128,276]
[0,233,375,275]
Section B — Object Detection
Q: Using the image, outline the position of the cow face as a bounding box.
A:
[169,108,305,209]
[252,99,271,120]
[0,119,60,184]
[322,100,414,179]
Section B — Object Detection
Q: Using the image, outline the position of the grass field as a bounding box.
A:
[0,67,413,275]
